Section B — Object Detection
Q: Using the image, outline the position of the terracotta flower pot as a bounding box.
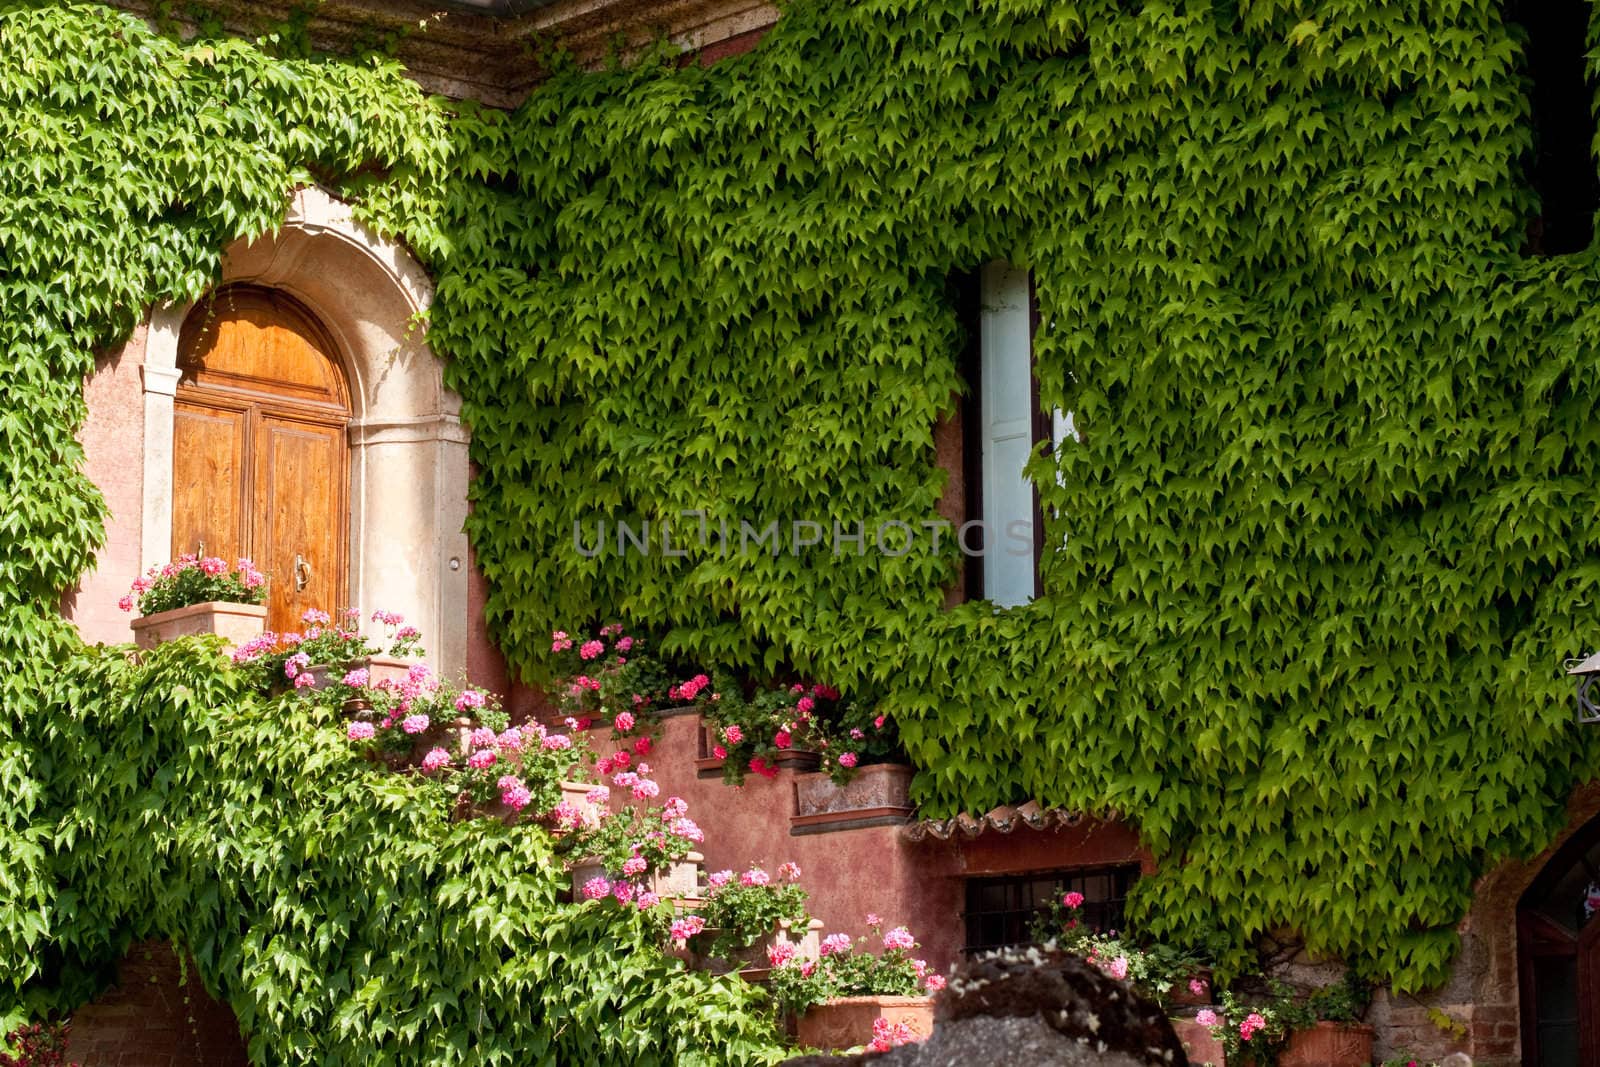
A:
[793,995,934,1051]
[305,654,414,692]
[1167,968,1213,1006]
[692,917,823,980]
[790,763,915,834]
[1277,1022,1374,1067]
[569,850,704,901]
[131,601,266,651]
[695,722,822,779]
[1169,1016,1227,1066]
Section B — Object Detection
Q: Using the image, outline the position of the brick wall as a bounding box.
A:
[69,942,248,1067]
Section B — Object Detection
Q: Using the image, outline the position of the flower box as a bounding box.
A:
[569,851,704,901]
[305,655,414,692]
[692,917,823,981]
[790,763,915,835]
[695,722,822,778]
[130,601,267,651]
[1277,1022,1374,1067]
[793,995,934,1051]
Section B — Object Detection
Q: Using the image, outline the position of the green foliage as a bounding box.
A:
[692,869,811,958]
[33,637,783,1064]
[1205,973,1371,1065]
[4,0,1600,1013]
[383,0,1600,990]
[127,556,266,616]
[0,3,777,1060]
[765,925,929,1015]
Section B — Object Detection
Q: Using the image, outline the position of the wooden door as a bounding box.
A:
[172,286,350,633]
[1520,818,1600,1066]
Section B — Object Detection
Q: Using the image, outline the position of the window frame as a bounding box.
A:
[962,865,1138,955]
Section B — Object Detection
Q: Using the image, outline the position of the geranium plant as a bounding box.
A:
[550,624,681,732]
[230,608,423,693]
[571,770,706,907]
[698,676,900,785]
[119,555,266,615]
[0,1022,76,1067]
[765,914,944,1015]
[686,862,810,960]
[1031,891,1205,1005]
[1198,972,1371,1066]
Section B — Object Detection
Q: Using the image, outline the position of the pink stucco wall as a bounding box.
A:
[570,712,1146,974]
[63,326,147,646]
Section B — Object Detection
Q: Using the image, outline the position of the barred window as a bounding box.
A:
[963,866,1137,954]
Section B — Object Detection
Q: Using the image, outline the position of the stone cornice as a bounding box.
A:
[104,0,778,107]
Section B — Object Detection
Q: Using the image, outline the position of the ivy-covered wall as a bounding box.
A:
[395,0,1600,989]
[5,0,1600,1028]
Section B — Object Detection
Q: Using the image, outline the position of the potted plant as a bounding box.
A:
[1030,891,1209,1008]
[229,608,423,695]
[1199,973,1373,1067]
[682,862,820,977]
[549,625,707,731]
[768,915,944,1051]
[121,555,267,650]
[567,776,707,907]
[695,677,903,788]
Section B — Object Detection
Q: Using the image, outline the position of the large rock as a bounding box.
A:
[785,944,1189,1065]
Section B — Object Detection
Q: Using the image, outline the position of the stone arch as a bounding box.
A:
[140,185,470,675]
[1368,781,1600,1066]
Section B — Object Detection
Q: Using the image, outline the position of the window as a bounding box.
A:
[1508,0,1600,255]
[957,263,1069,607]
[963,866,1137,954]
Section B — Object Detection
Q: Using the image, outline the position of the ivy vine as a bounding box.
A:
[4,0,1600,1033]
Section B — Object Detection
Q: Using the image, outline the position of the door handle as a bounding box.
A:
[294,554,312,592]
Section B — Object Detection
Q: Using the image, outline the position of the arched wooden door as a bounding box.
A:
[172,286,350,633]
[1520,817,1600,1065]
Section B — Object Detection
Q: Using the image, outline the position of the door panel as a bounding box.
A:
[254,416,345,632]
[169,285,350,636]
[171,401,248,563]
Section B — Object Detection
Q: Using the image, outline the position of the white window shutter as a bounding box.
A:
[979,262,1036,608]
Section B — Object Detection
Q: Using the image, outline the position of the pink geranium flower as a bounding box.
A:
[1062,891,1085,909]
[613,711,635,732]
[347,722,375,741]
[401,713,430,734]
[925,973,947,992]
[421,748,451,773]
[581,876,610,900]
[740,867,770,887]
[1196,1009,1218,1028]
[837,751,858,768]
[778,861,802,881]
[820,933,852,957]
[467,748,497,769]
[707,870,733,888]
[882,926,915,950]
[579,639,604,660]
